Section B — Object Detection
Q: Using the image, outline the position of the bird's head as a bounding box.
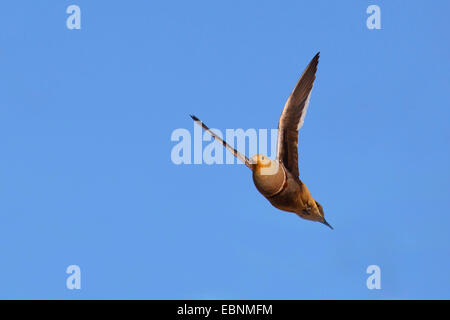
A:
[316,201,333,229]
[301,200,333,229]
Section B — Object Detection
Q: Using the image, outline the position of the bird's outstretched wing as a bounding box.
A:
[276,52,319,178]
[190,115,252,169]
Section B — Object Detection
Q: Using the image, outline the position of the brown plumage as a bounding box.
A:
[191,52,332,229]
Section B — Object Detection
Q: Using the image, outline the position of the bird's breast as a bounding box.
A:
[252,161,287,198]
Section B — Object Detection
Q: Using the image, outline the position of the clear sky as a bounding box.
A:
[0,0,449,299]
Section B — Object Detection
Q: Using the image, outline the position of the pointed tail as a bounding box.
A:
[190,115,252,169]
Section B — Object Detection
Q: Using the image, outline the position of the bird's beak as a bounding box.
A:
[321,219,334,230]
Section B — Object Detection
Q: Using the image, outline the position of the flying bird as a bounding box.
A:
[190,52,332,229]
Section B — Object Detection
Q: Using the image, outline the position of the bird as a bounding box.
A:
[190,52,332,229]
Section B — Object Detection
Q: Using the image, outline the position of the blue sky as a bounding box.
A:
[0,0,449,299]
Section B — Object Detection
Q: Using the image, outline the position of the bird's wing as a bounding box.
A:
[276,52,319,178]
[190,115,252,169]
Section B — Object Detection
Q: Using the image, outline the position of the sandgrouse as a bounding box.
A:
[191,52,332,229]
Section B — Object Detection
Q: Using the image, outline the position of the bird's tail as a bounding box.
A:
[190,115,252,169]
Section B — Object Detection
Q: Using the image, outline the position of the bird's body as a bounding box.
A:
[251,156,327,225]
[191,52,333,229]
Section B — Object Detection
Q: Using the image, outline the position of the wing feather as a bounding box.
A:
[276,52,320,178]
